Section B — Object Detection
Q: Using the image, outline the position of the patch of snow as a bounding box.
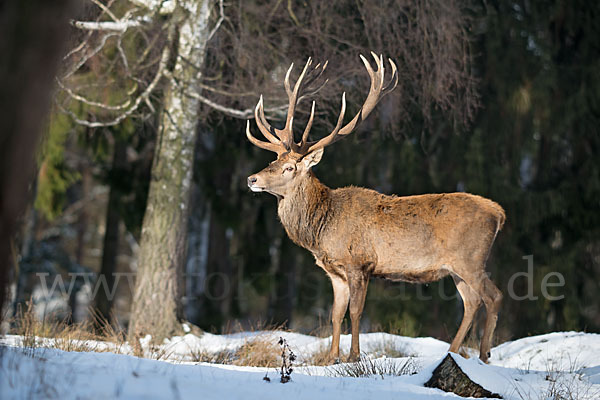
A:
[490,331,600,371]
[1,331,599,399]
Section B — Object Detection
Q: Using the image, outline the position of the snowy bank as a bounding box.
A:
[1,331,599,399]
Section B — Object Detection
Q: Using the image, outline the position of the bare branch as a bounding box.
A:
[161,71,287,121]
[63,0,117,61]
[197,83,257,98]
[63,32,119,79]
[63,35,92,60]
[206,0,225,42]
[90,0,119,22]
[59,36,170,127]
[188,90,288,119]
[71,17,148,32]
[132,28,165,70]
[56,78,133,111]
[116,36,130,75]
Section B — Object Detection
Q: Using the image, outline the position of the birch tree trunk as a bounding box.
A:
[128,0,211,343]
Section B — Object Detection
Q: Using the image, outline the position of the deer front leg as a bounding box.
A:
[346,265,371,362]
[328,274,349,363]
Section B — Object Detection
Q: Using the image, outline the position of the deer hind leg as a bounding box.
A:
[345,265,371,361]
[448,275,482,354]
[458,272,502,363]
[328,274,349,362]
[479,276,502,362]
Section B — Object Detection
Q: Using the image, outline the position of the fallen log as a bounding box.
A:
[425,354,502,398]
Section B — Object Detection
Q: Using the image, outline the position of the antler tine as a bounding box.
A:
[330,92,347,137]
[298,101,316,152]
[282,58,313,145]
[249,57,328,156]
[365,52,383,91]
[303,93,347,153]
[246,121,286,155]
[285,59,327,102]
[306,53,398,154]
[360,53,377,86]
[283,62,295,98]
[250,56,373,157]
[383,58,399,95]
[254,96,281,145]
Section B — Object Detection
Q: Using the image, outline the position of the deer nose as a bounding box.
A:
[247,176,257,187]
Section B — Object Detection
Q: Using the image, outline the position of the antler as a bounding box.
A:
[302,52,397,154]
[246,52,397,157]
[247,57,327,156]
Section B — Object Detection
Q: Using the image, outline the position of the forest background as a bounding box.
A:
[5,0,599,346]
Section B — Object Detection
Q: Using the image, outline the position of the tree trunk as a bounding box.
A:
[184,183,211,323]
[96,139,127,327]
[70,164,91,324]
[128,1,211,343]
[0,0,76,327]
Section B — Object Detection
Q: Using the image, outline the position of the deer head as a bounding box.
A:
[246,53,398,198]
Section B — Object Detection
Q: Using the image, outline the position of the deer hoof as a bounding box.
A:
[479,351,491,363]
[326,351,340,364]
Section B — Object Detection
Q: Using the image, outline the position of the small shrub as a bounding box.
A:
[278,337,296,383]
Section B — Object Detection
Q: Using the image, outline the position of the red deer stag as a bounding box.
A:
[246,53,504,363]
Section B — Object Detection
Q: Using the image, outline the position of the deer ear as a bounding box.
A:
[302,148,324,169]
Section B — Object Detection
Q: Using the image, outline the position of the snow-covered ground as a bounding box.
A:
[1,331,599,399]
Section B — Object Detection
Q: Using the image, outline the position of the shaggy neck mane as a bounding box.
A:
[278,171,331,251]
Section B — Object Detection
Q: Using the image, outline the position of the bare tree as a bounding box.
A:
[61,0,235,341]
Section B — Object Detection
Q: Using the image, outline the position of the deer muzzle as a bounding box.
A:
[247,175,263,192]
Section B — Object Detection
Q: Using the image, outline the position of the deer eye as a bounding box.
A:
[284,166,294,173]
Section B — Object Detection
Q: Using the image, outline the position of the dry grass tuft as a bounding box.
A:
[191,348,236,364]
[369,338,413,358]
[191,335,280,367]
[9,301,126,355]
[233,336,280,367]
[325,355,421,378]
[304,344,336,366]
[9,305,288,365]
